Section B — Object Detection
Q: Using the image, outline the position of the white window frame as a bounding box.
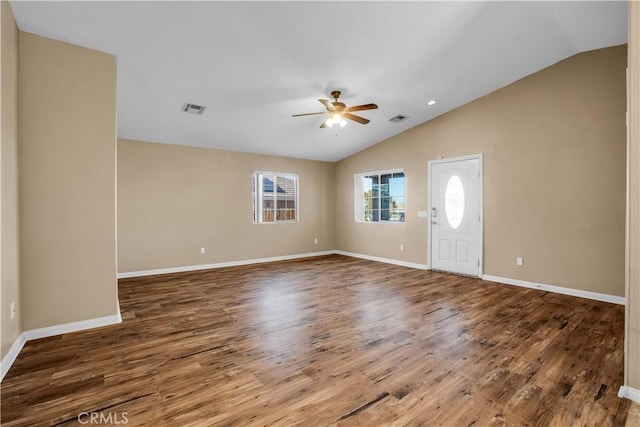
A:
[354,168,406,223]
[253,170,299,224]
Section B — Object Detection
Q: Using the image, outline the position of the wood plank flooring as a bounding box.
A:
[0,255,630,426]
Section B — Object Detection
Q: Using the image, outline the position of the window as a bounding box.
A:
[354,169,405,222]
[253,171,298,223]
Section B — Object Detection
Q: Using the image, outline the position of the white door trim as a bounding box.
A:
[427,154,483,277]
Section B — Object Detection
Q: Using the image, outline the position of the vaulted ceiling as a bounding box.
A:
[10,1,627,161]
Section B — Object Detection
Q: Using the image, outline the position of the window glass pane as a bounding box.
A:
[252,175,256,223]
[363,177,373,193]
[445,175,465,229]
[368,175,379,198]
[262,195,274,223]
[389,174,404,222]
[380,196,391,210]
[364,199,372,220]
[392,196,405,222]
[276,176,296,222]
[262,176,274,193]
[361,176,372,222]
[389,180,403,192]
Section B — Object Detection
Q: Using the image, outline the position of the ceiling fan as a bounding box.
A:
[292,91,378,128]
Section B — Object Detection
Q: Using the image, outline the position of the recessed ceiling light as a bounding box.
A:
[427,100,437,106]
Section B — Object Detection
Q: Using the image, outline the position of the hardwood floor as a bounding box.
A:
[1,255,630,426]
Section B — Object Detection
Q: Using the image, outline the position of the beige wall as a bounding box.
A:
[1,1,21,360]
[117,139,335,273]
[336,45,627,297]
[626,1,640,393]
[19,32,118,330]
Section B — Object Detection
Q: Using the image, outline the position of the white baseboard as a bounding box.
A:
[23,313,122,341]
[334,250,429,270]
[618,385,640,402]
[1,313,122,382]
[117,251,336,279]
[482,274,626,305]
[0,333,26,382]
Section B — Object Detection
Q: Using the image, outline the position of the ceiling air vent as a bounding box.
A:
[389,114,408,123]
[182,103,207,115]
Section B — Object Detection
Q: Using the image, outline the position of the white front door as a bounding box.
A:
[429,156,482,277]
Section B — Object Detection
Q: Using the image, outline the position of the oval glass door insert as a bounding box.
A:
[445,175,465,229]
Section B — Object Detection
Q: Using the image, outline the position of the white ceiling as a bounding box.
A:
[10,1,627,162]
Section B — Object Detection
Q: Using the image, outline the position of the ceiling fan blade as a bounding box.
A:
[318,99,333,110]
[346,103,378,112]
[343,112,370,125]
[292,112,326,117]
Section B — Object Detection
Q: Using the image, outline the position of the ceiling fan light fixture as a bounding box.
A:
[326,113,347,128]
[292,90,377,128]
[335,114,347,128]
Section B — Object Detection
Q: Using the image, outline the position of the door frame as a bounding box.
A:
[427,154,484,278]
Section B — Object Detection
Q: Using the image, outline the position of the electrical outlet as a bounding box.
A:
[10,302,16,320]
[314,238,318,244]
[200,247,205,255]
[400,244,404,251]
[516,257,523,266]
